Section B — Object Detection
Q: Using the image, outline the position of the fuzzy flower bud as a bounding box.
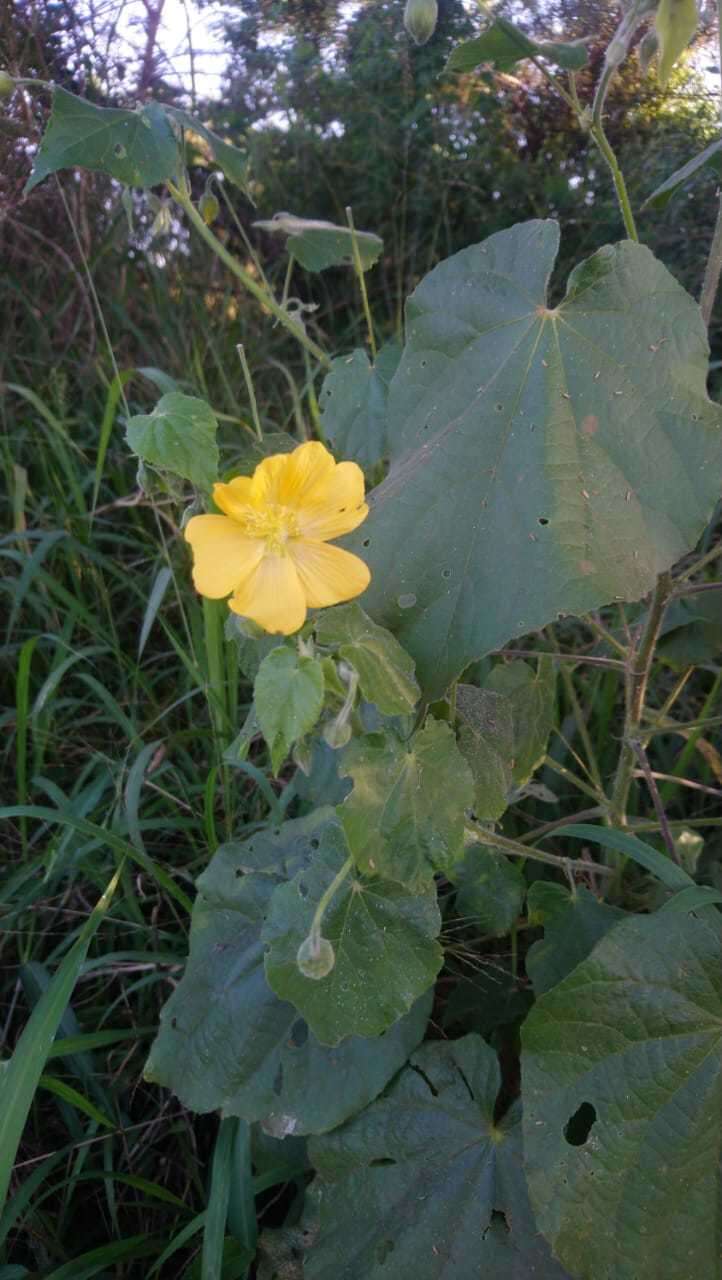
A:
[404,0,438,46]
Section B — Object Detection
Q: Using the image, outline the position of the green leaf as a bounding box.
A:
[657,592,722,667]
[446,18,588,74]
[523,912,722,1280]
[145,813,430,1134]
[338,719,473,889]
[351,220,722,696]
[455,684,513,820]
[125,393,219,489]
[305,1036,569,1280]
[319,341,402,468]
[486,658,556,786]
[253,213,383,273]
[254,647,325,774]
[525,882,625,994]
[644,138,722,210]
[315,602,419,715]
[555,823,694,890]
[452,846,525,935]
[263,818,441,1044]
[0,868,121,1214]
[26,88,179,193]
[166,106,249,189]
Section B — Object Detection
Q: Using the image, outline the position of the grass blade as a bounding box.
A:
[0,866,122,1215]
[548,823,693,890]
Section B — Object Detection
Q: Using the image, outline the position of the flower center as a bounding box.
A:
[238,503,300,553]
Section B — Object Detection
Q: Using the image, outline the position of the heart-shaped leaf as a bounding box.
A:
[305,1036,569,1279]
[351,220,722,695]
[523,911,722,1280]
[26,89,179,193]
[255,647,325,774]
[337,718,473,889]
[125,392,218,490]
[263,818,442,1044]
[319,341,402,468]
[144,813,431,1135]
[253,213,383,273]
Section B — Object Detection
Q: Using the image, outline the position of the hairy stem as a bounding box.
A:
[168,180,330,368]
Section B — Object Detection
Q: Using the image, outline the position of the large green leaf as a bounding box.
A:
[253,213,383,273]
[486,658,556,786]
[144,814,431,1135]
[337,719,473,889]
[26,89,179,193]
[254,647,325,775]
[315,603,419,715]
[446,18,588,74]
[319,341,402,468]
[125,393,218,490]
[166,106,249,190]
[351,220,722,695]
[523,912,722,1280]
[263,818,442,1044]
[305,1036,569,1279]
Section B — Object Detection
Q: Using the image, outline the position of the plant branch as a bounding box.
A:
[465,820,614,876]
[167,180,330,368]
[629,739,680,863]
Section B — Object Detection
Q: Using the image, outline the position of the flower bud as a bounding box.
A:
[655,0,698,87]
[0,70,15,99]
[297,933,335,980]
[199,191,220,226]
[404,0,438,46]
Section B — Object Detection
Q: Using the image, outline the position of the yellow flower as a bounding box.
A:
[184,441,371,635]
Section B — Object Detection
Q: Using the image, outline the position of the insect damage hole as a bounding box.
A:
[538,516,549,526]
[564,1101,597,1146]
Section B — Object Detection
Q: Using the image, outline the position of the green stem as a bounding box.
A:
[168,181,330,368]
[465,821,614,877]
[310,857,354,941]
[346,205,377,359]
[608,571,673,825]
[236,344,263,442]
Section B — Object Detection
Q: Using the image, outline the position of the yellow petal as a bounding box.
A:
[229,551,307,634]
[250,454,290,506]
[289,538,371,608]
[212,476,254,520]
[185,514,264,598]
[297,460,368,540]
[277,441,336,507]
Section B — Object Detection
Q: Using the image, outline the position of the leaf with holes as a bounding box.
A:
[253,213,383,273]
[144,813,431,1135]
[263,818,442,1045]
[255,647,325,775]
[166,106,249,189]
[315,603,419,716]
[349,220,722,696]
[486,658,556,786]
[26,89,179,193]
[337,718,473,890]
[446,18,588,74]
[304,1036,569,1279]
[125,393,218,490]
[523,911,722,1280]
[455,685,514,820]
[319,341,402,468]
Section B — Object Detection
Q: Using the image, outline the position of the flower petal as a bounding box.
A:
[296,460,368,540]
[185,514,264,599]
[212,476,254,520]
[289,538,371,608]
[277,441,337,507]
[250,454,290,506]
[229,551,307,634]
